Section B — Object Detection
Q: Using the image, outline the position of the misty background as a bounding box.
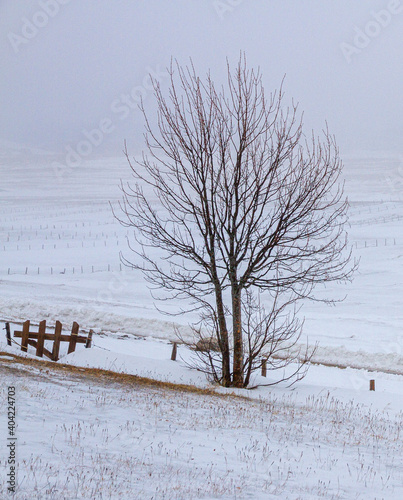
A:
[0,0,402,158]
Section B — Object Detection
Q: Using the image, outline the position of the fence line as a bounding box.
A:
[354,238,397,249]
[351,214,403,226]
[1,263,137,276]
[1,238,399,276]
[2,239,123,251]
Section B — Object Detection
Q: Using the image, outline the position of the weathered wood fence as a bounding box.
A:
[6,320,92,361]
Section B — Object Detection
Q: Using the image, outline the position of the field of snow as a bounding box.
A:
[1,146,403,370]
[1,143,403,498]
[1,353,403,499]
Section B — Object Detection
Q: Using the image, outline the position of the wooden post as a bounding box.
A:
[370,379,375,391]
[36,320,46,357]
[52,321,62,361]
[5,322,11,346]
[171,342,177,361]
[85,329,93,348]
[68,322,79,354]
[261,359,267,377]
[21,320,30,353]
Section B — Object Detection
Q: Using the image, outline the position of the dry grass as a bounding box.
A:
[0,351,245,400]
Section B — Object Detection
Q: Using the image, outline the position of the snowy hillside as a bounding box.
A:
[1,356,402,499]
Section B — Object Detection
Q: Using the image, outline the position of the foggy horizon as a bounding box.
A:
[1,0,403,158]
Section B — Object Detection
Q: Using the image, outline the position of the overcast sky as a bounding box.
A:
[1,0,403,157]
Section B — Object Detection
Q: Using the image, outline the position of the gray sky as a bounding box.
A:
[1,0,403,157]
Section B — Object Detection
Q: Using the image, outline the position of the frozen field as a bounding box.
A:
[1,145,403,370]
[1,143,403,498]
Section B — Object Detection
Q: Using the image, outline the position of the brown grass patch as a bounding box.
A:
[0,351,248,400]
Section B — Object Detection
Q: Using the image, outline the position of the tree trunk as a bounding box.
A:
[232,287,244,387]
[214,282,231,386]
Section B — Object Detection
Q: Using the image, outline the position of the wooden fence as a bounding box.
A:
[6,320,92,361]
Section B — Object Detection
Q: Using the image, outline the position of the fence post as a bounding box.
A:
[68,322,79,354]
[5,322,11,346]
[21,320,30,353]
[370,379,375,391]
[52,321,62,361]
[171,342,177,361]
[85,329,93,349]
[36,320,46,357]
[261,359,267,377]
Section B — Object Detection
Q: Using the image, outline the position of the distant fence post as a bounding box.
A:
[171,342,177,361]
[261,359,267,377]
[370,379,375,391]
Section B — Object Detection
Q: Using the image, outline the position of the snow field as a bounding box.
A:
[1,151,403,388]
[1,360,402,499]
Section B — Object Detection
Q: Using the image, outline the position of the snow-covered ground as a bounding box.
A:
[1,143,403,498]
[1,349,403,499]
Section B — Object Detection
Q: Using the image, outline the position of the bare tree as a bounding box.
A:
[184,287,310,389]
[115,55,356,388]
